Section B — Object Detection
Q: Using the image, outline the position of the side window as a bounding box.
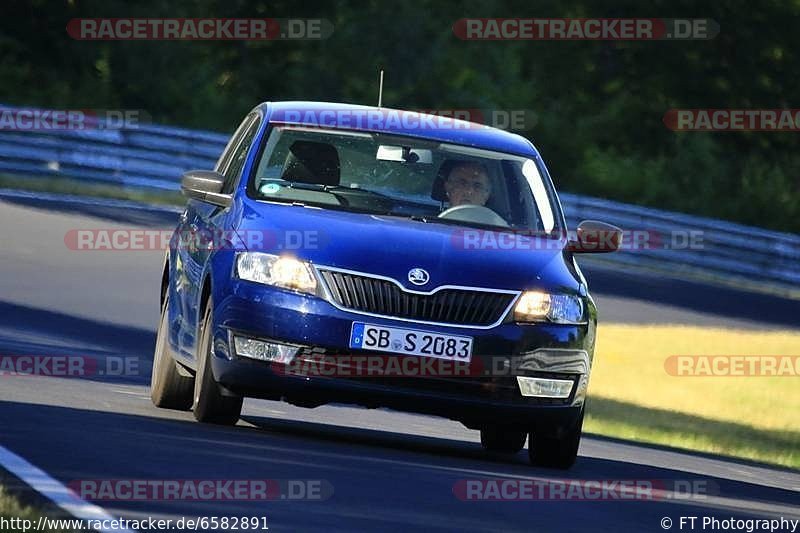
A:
[214,113,255,174]
[221,116,262,194]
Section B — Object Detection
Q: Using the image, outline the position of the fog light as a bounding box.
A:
[516,376,574,398]
[233,336,299,363]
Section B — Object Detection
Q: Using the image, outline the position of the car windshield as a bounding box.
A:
[249,125,561,233]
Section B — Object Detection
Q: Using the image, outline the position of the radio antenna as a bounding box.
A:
[377,70,384,108]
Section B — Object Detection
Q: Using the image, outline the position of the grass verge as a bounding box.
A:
[586,324,800,469]
[0,484,78,532]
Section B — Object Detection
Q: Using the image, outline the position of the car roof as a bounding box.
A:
[256,101,540,158]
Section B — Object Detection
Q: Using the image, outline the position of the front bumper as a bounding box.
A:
[210,280,594,430]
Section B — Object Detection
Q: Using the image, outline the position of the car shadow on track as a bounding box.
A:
[241,411,799,486]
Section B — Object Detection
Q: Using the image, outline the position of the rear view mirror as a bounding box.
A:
[376,145,433,164]
[181,170,231,207]
[569,220,622,253]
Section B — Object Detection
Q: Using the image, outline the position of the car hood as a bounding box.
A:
[236,200,580,293]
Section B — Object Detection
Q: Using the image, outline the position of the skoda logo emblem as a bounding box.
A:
[408,268,430,286]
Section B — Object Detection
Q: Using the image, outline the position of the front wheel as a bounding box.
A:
[528,410,584,469]
[193,302,243,425]
[150,294,194,410]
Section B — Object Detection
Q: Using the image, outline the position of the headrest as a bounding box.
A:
[281,140,340,186]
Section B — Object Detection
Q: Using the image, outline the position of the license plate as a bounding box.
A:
[349,322,473,362]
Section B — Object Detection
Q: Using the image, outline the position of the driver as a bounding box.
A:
[443,161,491,207]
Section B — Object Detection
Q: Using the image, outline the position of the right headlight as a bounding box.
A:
[513,291,585,324]
[235,252,317,294]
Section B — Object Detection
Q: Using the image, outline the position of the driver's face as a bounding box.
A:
[444,165,490,206]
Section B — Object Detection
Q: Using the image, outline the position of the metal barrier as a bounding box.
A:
[1,104,798,288]
[561,193,800,287]
[0,105,226,190]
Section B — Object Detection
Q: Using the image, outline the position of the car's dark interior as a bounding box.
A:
[281,140,341,185]
[254,137,544,230]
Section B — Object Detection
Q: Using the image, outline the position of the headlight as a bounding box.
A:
[514,291,585,324]
[236,252,317,293]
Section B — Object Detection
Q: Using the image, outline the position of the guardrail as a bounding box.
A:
[1,104,798,288]
[0,105,226,190]
[561,193,800,287]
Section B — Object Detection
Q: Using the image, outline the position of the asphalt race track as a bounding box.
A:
[0,193,798,532]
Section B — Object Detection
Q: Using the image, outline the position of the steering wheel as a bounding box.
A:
[438,204,509,227]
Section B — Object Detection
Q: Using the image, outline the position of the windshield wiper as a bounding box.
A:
[280,182,353,205]
[283,182,345,193]
[394,213,515,232]
[257,195,395,216]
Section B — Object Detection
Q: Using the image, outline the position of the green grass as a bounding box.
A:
[586,324,800,468]
[585,398,799,468]
[0,484,78,532]
[0,173,183,206]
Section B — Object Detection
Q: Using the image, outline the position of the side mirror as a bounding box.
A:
[568,220,622,253]
[181,170,231,207]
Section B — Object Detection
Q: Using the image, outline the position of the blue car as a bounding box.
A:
[150,101,620,469]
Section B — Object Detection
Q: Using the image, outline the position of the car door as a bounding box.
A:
[173,113,255,358]
[182,112,263,359]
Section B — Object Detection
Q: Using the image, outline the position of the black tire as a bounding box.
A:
[528,410,584,469]
[480,427,527,454]
[193,303,243,425]
[150,294,194,410]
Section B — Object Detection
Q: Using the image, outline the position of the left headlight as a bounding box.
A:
[513,291,585,324]
[235,252,317,294]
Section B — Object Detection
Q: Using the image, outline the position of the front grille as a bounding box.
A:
[318,269,516,326]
